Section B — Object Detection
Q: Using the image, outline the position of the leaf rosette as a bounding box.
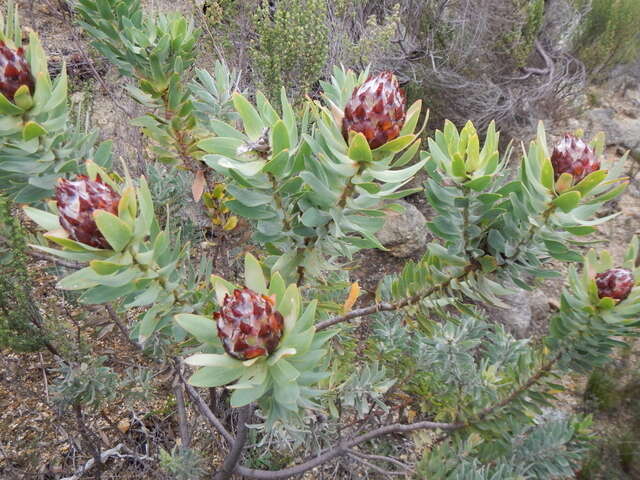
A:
[178,253,332,423]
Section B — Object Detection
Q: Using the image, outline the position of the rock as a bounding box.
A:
[375,199,428,258]
[585,108,640,151]
[483,287,553,338]
[483,288,532,338]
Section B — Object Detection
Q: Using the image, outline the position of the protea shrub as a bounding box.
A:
[215,287,284,360]
[596,268,634,301]
[55,176,120,249]
[342,71,406,149]
[0,40,34,101]
[551,134,600,184]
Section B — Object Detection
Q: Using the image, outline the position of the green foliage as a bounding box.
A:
[159,446,206,480]
[584,366,620,410]
[76,0,202,167]
[52,355,118,410]
[573,0,640,78]
[501,0,546,67]
[418,416,592,479]
[251,0,329,103]
[199,67,425,283]
[0,2,106,203]
[10,0,640,475]
[0,196,48,352]
[343,3,402,68]
[183,253,331,426]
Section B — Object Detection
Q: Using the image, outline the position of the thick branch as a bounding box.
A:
[235,420,460,479]
[176,368,234,445]
[214,404,254,480]
[234,351,562,479]
[173,375,191,449]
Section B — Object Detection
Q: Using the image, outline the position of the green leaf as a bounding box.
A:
[565,225,596,236]
[137,177,154,231]
[230,380,268,407]
[185,353,243,368]
[211,275,236,305]
[451,152,466,178]
[464,175,492,192]
[13,85,33,110]
[540,157,554,191]
[348,133,372,163]
[44,234,108,253]
[555,172,574,193]
[232,92,265,141]
[0,92,23,114]
[301,208,331,227]
[585,182,628,205]
[22,207,60,231]
[189,366,244,388]
[94,211,133,252]
[368,159,426,183]
[174,314,219,345]
[22,121,47,141]
[90,259,128,275]
[271,120,289,155]
[552,190,582,213]
[138,305,165,342]
[570,169,608,196]
[268,272,286,303]
[56,267,100,290]
[373,135,416,155]
[198,137,244,156]
[79,283,137,304]
[271,358,300,382]
[244,253,267,294]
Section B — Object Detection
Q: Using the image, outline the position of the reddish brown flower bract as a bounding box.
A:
[215,287,284,361]
[595,268,634,301]
[550,134,600,184]
[55,176,120,249]
[342,71,406,149]
[0,41,34,101]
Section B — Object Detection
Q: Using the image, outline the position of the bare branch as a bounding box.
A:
[176,365,234,445]
[60,443,152,480]
[235,420,460,479]
[173,373,191,449]
[214,404,254,480]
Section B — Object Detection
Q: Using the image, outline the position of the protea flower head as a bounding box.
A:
[595,268,634,301]
[551,134,600,184]
[342,71,406,149]
[0,40,34,101]
[55,176,120,249]
[215,287,284,361]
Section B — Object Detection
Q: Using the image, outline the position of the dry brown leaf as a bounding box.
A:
[342,281,361,314]
[117,418,130,434]
[192,169,206,202]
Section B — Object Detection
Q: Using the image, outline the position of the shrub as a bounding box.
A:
[573,0,640,79]
[2,1,640,478]
[251,0,329,103]
[0,196,50,352]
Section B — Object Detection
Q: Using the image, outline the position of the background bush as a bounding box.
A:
[573,0,640,80]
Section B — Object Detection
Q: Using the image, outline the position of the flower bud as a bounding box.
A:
[0,41,34,101]
[595,268,634,301]
[55,176,120,249]
[551,134,600,184]
[342,71,406,149]
[215,287,284,360]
